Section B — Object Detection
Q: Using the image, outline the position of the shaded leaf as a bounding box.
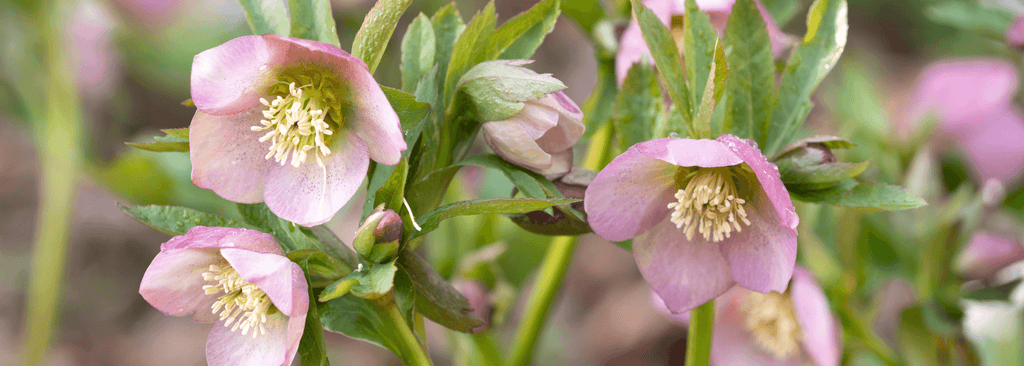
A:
[401,14,436,92]
[790,180,926,211]
[409,197,578,239]
[613,62,660,152]
[237,203,320,251]
[444,1,496,103]
[297,288,330,366]
[288,0,340,47]
[237,0,290,36]
[118,204,250,236]
[631,0,693,133]
[683,0,719,114]
[487,0,560,60]
[397,250,485,333]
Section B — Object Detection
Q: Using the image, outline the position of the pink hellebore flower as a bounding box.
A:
[956,232,1024,281]
[616,0,794,84]
[585,135,798,312]
[1007,14,1024,50]
[139,226,308,366]
[189,34,406,226]
[481,91,585,178]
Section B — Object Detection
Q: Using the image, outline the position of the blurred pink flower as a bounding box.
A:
[139,226,308,366]
[901,59,1024,184]
[616,0,794,83]
[481,91,584,179]
[956,232,1024,281]
[189,34,405,226]
[585,135,798,312]
[1006,14,1024,50]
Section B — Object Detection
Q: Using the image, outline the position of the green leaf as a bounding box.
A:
[456,60,567,122]
[320,296,419,361]
[898,306,943,366]
[118,204,250,236]
[160,128,190,140]
[926,2,1016,40]
[760,0,799,26]
[562,0,605,34]
[236,203,320,251]
[237,0,290,36]
[692,44,720,137]
[455,154,561,199]
[382,86,431,131]
[125,141,189,153]
[351,0,412,73]
[309,225,360,268]
[297,289,330,366]
[430,3,466,110]
[321,260,398,301]
[374,157,409,212]
[288,249,351,288]
[765,0,847,155]
[963,280,1022,302]
[409,197,578,239]
[444,1,496,103]
[683,0,719,118]
[790,180,926,211]
[485,0,560,60]
[397,250,485,333]
[631,0,693,134]
[401,14,436,92]
[613,62,660,151]
[723,0,775,142]
[288,0,340,47]
[774,136,869,187]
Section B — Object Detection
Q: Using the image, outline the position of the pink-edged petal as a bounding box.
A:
[190,107,273,204]
[220,248,308,317]
[710,288,803,366]
[263,129,368,226]
[634,218,736,313]
[956,232,1024,280]
[160,226,283,255]
[902,59,1018,138]
[191,35,277,115]
[584,145,678,242]
[139,248,221,322]
[957,106,1024,184]
[206,312,291,366]
[718,134,798,230]
[262,34,405,165]
[1007,14,1024,50]
[483,119,556,173]
[635,137,745,168]
[718,186,797,293]
[535,93,585,154]
[790,267,841,366]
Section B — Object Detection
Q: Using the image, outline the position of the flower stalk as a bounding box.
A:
[685,300,715,366]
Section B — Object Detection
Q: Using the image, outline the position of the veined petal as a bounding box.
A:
[159,226,283,255]
[139,248,222,323]
[190,107,273,204]
[718,186,797,294]
[710,288,804,366]
[206,311,291,366]
[634,218,735,313]
[263,129,368,226]
[220,248,308,318]
[635,137,745,168]
[584,145,677,242]
[717,134,797,231]
[191,35,278,115]
[790,267,841,366]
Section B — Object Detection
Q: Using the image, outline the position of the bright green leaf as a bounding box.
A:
[401,14,436,92]
[444,1,496,103]
[724,0,775,142]
[237,0,290,36]
[382,86,431,131]
[289,0,340,47]
[351,0,412,73]
[321,261,398,301]
[561,0,605,34]
[487,0,560,60]
[631,0,693,134]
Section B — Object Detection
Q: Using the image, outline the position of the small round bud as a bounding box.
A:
[353,205,403,263]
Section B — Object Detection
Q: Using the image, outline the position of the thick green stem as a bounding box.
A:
[685,300,715,366]
[384,302,434,366]
[506,235,578,366]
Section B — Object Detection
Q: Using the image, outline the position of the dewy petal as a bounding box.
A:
[717,134,797,231]
[190,107,273,204]
[263,128,369,226]
[956,232,1024,280]
[139,248,222,323]
[584,143,678,242]
[191,35,278,115]
[206,311,291,366]
[220,248,308,317]
[710,288,804,366]
[634,218,736,313]
[718,186,797,293]
[790,267,841,366]
[160,226,283,255]
[482,119,555,173]
[635,137,745,168]
[957,106,1024,184]
[263,34,406,165]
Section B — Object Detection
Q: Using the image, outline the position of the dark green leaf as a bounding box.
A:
[321,260,398,301]
[963,280,1022,302]
[298,289,330,366]
[401,14,436,92]
[236,203,320,251]
[382,86,431,131]
[409,197,578,239]
[455,154,561,199]
[351,0,412,73]
[309,225,360,267]
[631,0,693,133]
[692,45,720,137]
[237,0,290,36]
[724,0,775,142]
[125,141,189,153]
[320,296,422,362]
[562,0,605,34]
[926,2,1015,40]
[761,0,799,26]
[487,0,560,60]
[790,180,927,211]
[288,249,352,288]
[683,0,719,117]
[118,204,250,236]
[397,250,485,333]
[613,62,660,151]
[444,2,496,103]
[288,0,340,47]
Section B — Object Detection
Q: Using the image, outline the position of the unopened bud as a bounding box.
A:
[353,205,403,263]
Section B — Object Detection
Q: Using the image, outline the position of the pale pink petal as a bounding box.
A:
[635,137,745,168]
[536,150,573,179]
[634,218,736,313]
[791,267,841,366]
[718,134,798,231]
[483,119,555,172]
[160,226,283,255]
[534,92,585,153]
[139,248,222,323]
[718,186,797,294]
[902,59,1018,138]
[615,0,674,84]
[754,0,797,58]
[191,35,278,115]
[649,290,691,324]
[263,129,369,226]
[957,106,1024,184]
[584,145,678,242]
[190,107,273,204]
[220,248,308,317]
[206,312,291,366]
[1006,14,1024,50]
[956,232,1024,280]
[710,288,803,366]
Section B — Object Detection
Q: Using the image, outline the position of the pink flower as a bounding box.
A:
[481,91,585,178]
[900,59,1024,184]
[139,226,308,366]
[585,135,798,312]
[956,232,1024,281]
[189,34,406,226]
[650,267,841,366]
[1007,14,1024,50]
[616,0,795,84]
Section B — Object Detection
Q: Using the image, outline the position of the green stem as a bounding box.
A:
[684,300,715,366]
[21,1,82,365]
[384,302,434,366]
[506,235,578,366]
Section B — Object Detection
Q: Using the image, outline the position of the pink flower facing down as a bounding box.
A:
[481,91,585,178]
[585,135,798,312]
[189,34,406,226]
[139,226,309,366]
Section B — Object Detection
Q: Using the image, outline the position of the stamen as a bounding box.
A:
[741,291,803,359]
[667,168,751,242]
[252,80,338,167]
[202,263,274,338]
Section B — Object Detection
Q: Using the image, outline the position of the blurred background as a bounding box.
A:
[1,0,1023,364]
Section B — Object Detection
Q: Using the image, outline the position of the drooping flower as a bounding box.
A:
[481,91,585,178]
[139,226,308,366]
[956,232,1024,281]
[585,135,798,312]
[189,34,406,226]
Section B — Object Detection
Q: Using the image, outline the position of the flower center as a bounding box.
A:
[252,77,339,168]
[741,291,803,359]
[667,168,751,242]
[202,263,275,338]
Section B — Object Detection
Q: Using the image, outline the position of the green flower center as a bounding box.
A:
[202,262,276,338]
[667,167,751,242]
[741,291,803,359]
[252,74,341,168]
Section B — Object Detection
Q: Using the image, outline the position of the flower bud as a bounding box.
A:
[353,205,403,263]
[773,136,868,189]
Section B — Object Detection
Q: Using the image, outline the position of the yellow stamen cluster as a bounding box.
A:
[202,263,273,338]
[252,81,335,168]
[741,291,803,359]
[667,169,751,242]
